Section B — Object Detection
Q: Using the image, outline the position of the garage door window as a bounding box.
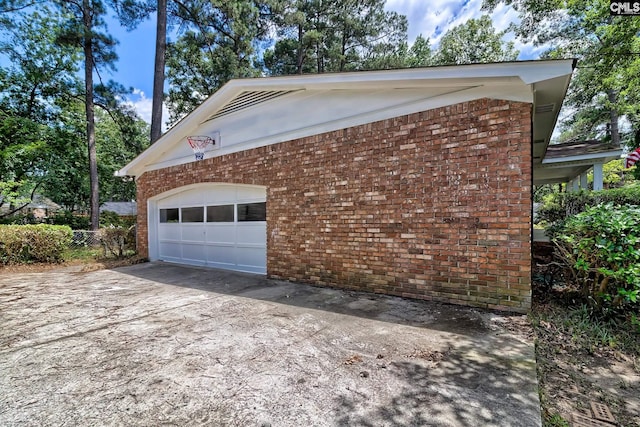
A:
[181,207,204,222]
[237,202,266,222]
[207,205,234,222]
[159,208,179,223]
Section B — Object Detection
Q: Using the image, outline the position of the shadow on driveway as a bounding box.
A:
[0,261,540,426]
[121,262,500,336]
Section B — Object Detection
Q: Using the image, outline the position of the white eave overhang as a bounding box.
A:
[117,59,576,178]
[534,140,623,185]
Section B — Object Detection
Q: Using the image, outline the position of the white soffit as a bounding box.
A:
[117,59,575,177]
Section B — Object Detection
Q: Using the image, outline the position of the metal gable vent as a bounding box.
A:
[205,90,300,122]
[535,103,555,114]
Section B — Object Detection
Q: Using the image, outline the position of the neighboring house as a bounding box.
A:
[100,202,137,216]
[118,60,577,313]
[0,195,61,219]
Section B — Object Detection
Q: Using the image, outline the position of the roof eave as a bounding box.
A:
[117,59,576,178]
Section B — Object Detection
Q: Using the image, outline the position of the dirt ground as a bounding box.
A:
[1,262,540,426]
[532,243,640,427]
[534,304,640,427]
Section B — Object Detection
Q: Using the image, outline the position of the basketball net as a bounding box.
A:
[187,135,215,160]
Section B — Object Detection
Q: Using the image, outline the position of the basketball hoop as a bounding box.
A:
[187,135,215,160]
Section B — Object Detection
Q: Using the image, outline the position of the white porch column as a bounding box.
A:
[593,163,604,191]
[580,173,588,189]
[572,178,580,191]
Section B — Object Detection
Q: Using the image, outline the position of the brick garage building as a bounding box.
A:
[118,60,575,313]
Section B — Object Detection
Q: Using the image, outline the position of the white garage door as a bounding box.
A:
[153,184,266,274]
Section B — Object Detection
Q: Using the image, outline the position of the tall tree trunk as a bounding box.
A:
[296,23,304,74]
[150,0,166,143]
[340,31,347,72]
[607,89,620,146]
[83,0,99,230]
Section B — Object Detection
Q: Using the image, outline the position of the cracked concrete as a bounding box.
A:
[1,262,541,426]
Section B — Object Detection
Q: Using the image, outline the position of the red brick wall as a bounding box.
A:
[136,98,533,312]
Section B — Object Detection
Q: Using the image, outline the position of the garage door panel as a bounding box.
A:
[210,186,238,203]
[236,186,265,202]
[205,224,236,244]
[206,245,236,265]
[236,223,266,244]
[181,225,205,242]
[236,247,267,273]
[159,224,181,240]
[178,189,205,206]
[159,242,181,259]
[181,243,207,263]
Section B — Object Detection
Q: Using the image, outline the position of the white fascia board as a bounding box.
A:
[228,59,574,89]
[542,150,624,165]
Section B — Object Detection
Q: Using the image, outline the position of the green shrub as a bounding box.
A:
[0,212,39,225]
[538,185,640,225]
[100,210,123,227]
[554,203,640,314]
[99,225,136,258]
[47,211,90,230]
[0,224,72,264]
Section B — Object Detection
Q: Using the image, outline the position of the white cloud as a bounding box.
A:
[124,88,170,132]
[385,0,550,60]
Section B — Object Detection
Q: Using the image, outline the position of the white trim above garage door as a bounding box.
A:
[148,183,266,274]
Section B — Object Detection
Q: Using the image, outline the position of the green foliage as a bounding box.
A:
[262,0,408,77]
[600,159,637,187]
[553,203,640,314]
[99,225,135,258]
[0,224,72,264]
[544,413,570,427]
[99,210,135,228]
[47,211,90,230]
[0,180,30,212]
[0,212,37,225]
[538,186,640,225]
[166,0,269,122]
[433,15,519,65]
[483,0,640,149]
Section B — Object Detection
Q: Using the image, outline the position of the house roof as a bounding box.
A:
[26,195,60,210]
[534,140,623,185]
[100,201,137,216]
[544,139,622,160]
[117,59,576,178]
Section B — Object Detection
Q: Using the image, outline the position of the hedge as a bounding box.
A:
[554,203,640,314]
[537,185,640,225]
[0,224,72,264]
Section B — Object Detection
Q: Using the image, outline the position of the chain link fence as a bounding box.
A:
[70,230,102,248]
[70,227,137,258]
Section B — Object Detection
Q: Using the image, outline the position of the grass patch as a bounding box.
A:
[1,245,146,274]
[532,304,640,356]
[544,413,570,427]
[63,246,103,262]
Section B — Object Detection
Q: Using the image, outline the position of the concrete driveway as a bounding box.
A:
[0,262,540,426]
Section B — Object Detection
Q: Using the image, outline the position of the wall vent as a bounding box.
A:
[205,90,300,122]
[535,103,555,114]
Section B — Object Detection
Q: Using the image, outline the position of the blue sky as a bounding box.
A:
[105,0,544,125]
